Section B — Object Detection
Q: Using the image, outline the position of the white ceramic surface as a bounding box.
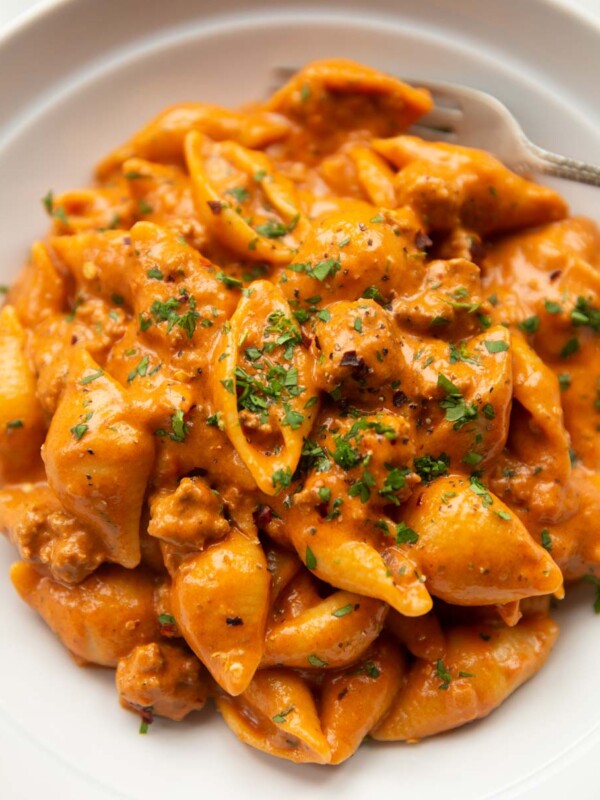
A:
[1,2,600,799]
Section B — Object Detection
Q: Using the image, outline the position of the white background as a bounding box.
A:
[1,0,600,30]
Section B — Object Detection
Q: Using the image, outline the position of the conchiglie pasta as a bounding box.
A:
[4,57,599,764]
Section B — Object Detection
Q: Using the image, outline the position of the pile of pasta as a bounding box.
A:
[2,59,600,765]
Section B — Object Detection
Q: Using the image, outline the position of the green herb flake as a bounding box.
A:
[413,454,450,483]
[544,300,563,314]
[6,419,24,429]
[272,706,295,724]
[311,258,341,282]
[307,654,328,668]
[560,337,580,359]
[255,219,288,239]
[146,267,164,280]
[395,522,419,545]
[518,315,540,334]
[318,487,331,503]
[272,467,292,492]
[225,186,250,203]
[353,317,363,333]
[484,339,509,354]
[435,659,453,690]
[80,370,103,385]
[462,451,483,466]
[216,271,243,289]
[571,296,600,331]
[540,529,552,551]
[332,604,354,618]
[169,409,189,443]
[137,199,153,215]
[583,575,600,614]
[127,355,150,383]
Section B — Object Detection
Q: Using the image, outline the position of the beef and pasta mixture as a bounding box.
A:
[1,59,599,764]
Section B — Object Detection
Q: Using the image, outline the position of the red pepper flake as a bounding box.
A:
[207,200,223,214]
[253,504,273,529]
[340,350,362,367]
[414,231,433,251]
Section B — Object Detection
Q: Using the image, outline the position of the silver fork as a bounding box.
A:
[272,69,600,187]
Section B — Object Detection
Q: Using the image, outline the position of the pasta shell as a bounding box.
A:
[10,561,160,667]
[262,590,388,670]
[401,474,564,605]
[0,305,46,482]
[42,346,155,568]
[372,614,559,741]
[320,636,406,763]
[171,530,270,695]
[217,668,331,764]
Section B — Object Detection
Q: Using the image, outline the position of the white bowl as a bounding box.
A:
[1,2,600,798]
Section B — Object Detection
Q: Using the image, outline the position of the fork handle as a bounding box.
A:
[522,139,600,187]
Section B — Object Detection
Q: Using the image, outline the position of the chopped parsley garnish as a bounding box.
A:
[305,545,317,571]
[70,411,93,442]
[395,522,419,545]
[378,467,410,505]
[215,271,243,289]
[348,469,376,503]
[558,373,571,391]
[571,296,600,331]
[150,295,200,339]
[435,659,453,690]
[272,706,295,724]
[42,190,68,224]
[544,300,562,314]
[518,315,540,334]
[127,356,150,382]
[307,655,328,668]
[463,451,484,466]
[413,454,450,482]
[540,529,552,551]
[361,286,385,303]
[169,409,189,443]
[332,604,355,618]
[298,440,331,473]
[484,339,509,354]
[331,435,361,470]
[6,419,24,429]
[290,259,341,282]
[318,487,331,503]
[225,186,250,203]
[281,404,304,430]
[146,267,164,280]
[353,317,363,333]
[469,475,493,508]
[476,404,493,423]
[138,199,153,215]
[583,575,600,614]
[437,374,478,430]
[158,613,176,626]
[272,467,292,492]
[324,497,344,521]
[560,337,580,359]
[449,341,480,365]
[80,370,103,385]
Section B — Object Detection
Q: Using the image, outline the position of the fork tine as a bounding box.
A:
[408,124,458,143]
[418,106,462,129]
